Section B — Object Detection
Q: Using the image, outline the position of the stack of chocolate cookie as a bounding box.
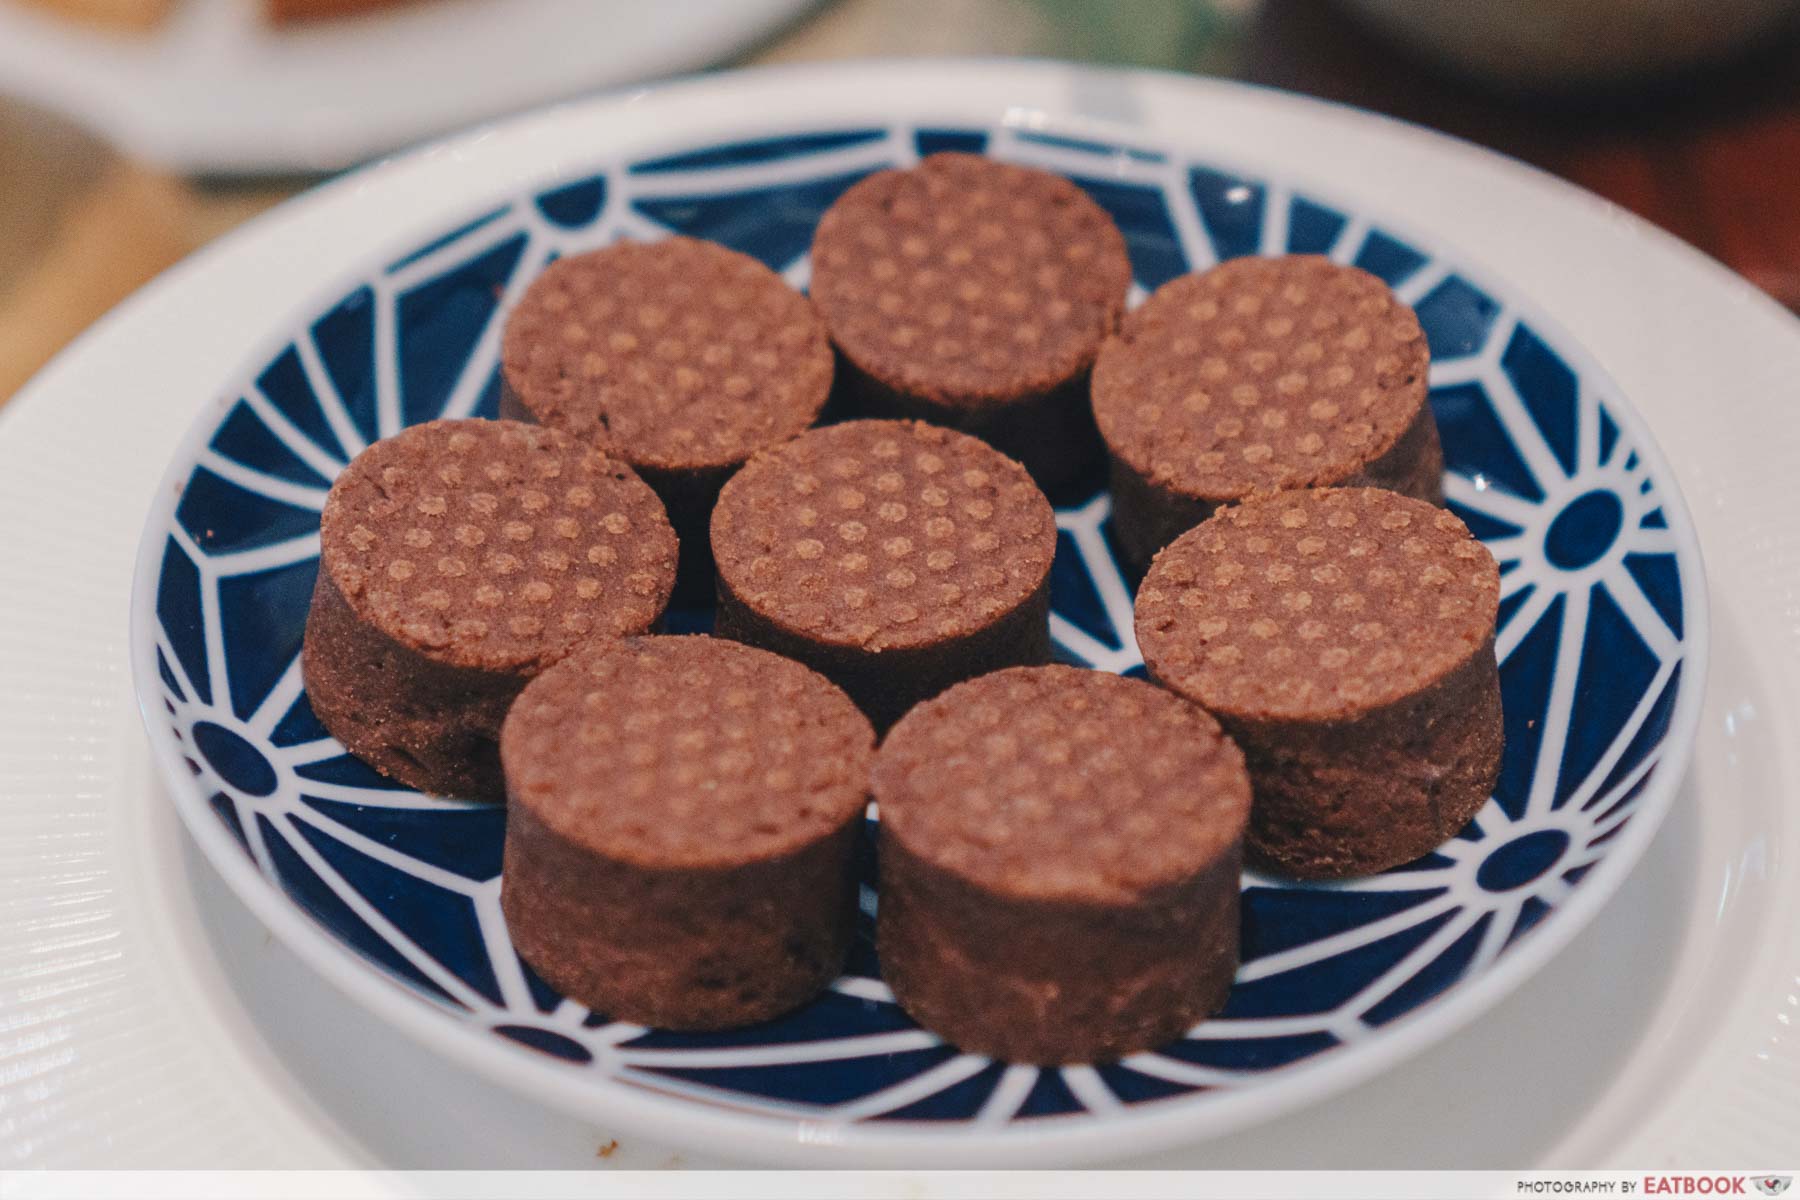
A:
[500,236,834,596]
[298,150,1500,1066]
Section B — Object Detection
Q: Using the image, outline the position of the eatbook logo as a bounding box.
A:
[1753,1179,1791,1197]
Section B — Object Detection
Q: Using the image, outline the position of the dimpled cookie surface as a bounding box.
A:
[1136,488,1499,719]
[1093,256,1429,500]
[501,636,873,868]
[809,153,1131,402]
[501,237,832,469]
[711,420,1056,652]
[318,419,675,672]
[875,666,1250,905]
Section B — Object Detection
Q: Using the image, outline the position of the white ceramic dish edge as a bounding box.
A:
[119,60,1711,1166]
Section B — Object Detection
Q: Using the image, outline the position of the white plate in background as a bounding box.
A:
[0,0,808,174]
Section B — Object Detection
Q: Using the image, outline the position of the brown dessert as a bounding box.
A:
[710,419,1056,729]
[808,152,1132,492]
[500,236,832,591]
[874,665,1251,1063]
[301,418,676,799]
[500,635,874,1029]
[1135,487,1501,878]
[1093,255,1443,572]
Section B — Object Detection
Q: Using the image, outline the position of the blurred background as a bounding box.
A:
[2,0,1796,404]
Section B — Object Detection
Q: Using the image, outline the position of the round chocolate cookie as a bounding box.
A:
[710,419,1056,730]
[301,418,677,800]
[1135,487,1501,879]
[500,635,874,1030]
[808,152,1132,493]
[499,236,833,591]
[1093,255,1444,573]
[874,665,1250,1063]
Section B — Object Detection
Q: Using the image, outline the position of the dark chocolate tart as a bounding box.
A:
[302,418,676,799]
[501,635,875,1030]
[809,152,1131,493]
[874,665,1251,1063]
[1136,487,1501,878]
[1094,255,1442,572]
[500,236,832,592]
[711,418,1057,729]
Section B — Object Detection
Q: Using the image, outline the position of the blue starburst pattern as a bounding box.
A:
[139,122,1699,1134]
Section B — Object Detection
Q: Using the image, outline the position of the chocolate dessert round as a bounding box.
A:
[1135,487,1501,879]
[874,665,1251,1063]
[808,152,1132,492]
[301,418,677,800]
[499,236,833,590]
[1093,255,1444,572]
[500,635,874,1030]
[710,419,1057,730]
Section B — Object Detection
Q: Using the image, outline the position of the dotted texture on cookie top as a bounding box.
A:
[1136,488,1499,721]
[809,153,1131,405]
[711,420,1056,652]
[501,636,874,868]
[875,666,1250,905]
[500,237,832,470]
[319,419,676,673]
[1093,256,1430,500]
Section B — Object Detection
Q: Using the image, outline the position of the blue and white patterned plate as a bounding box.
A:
[130,109,1705,1162]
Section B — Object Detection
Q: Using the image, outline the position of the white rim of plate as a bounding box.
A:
[116,59,1711,1166]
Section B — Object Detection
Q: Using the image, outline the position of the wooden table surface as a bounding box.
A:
[1241,0,1800,311]
[3,0,1796,405]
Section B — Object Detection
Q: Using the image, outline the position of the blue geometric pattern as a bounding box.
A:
[139,123,1697,1134]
